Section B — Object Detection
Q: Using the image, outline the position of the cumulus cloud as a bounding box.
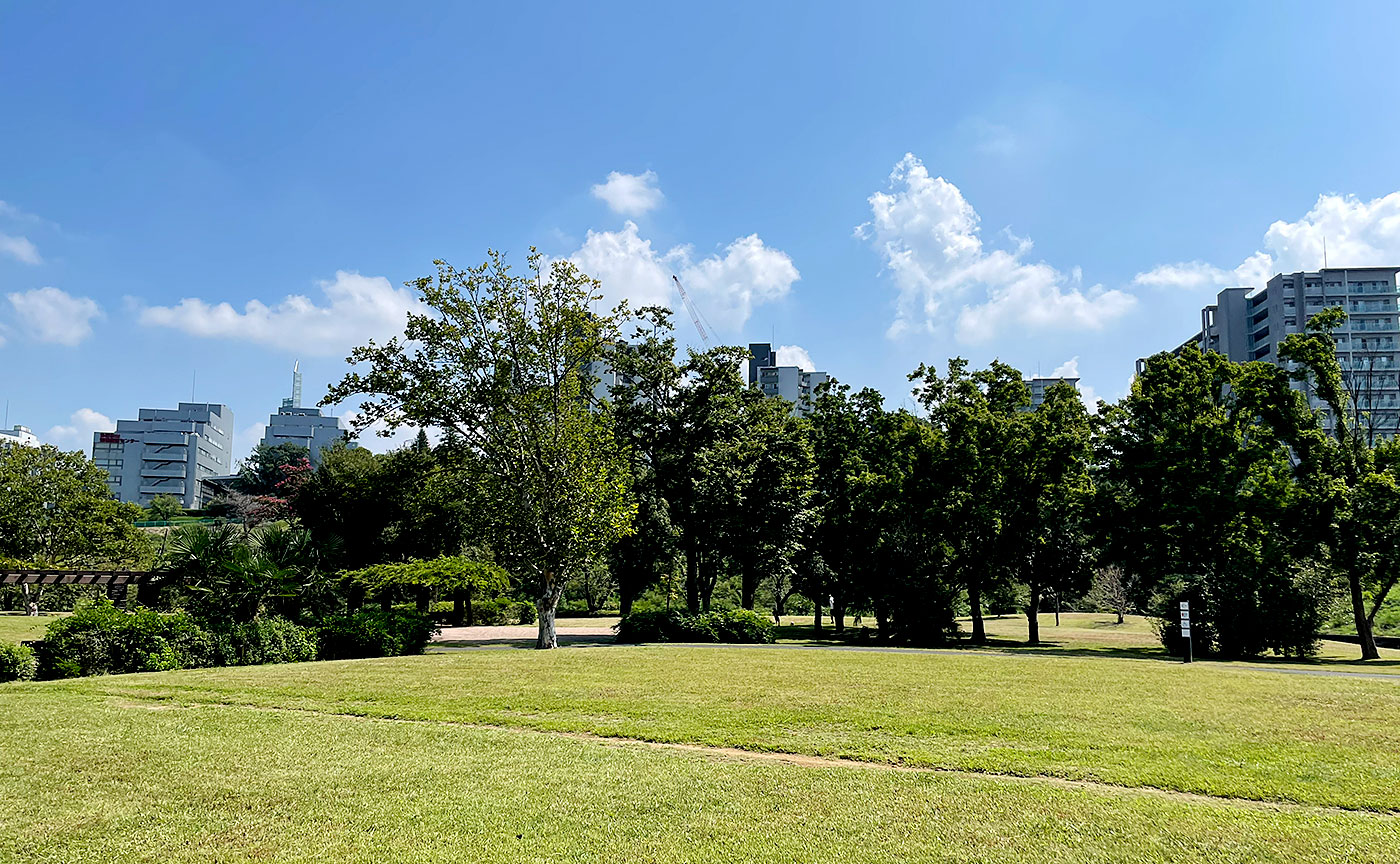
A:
[1135,191,1400,290]
[857,153,1135,343]
[139,271,421,356]
[0,233,40,265]
[591,170,664,216]
[1050,356,1080,379]
[775,344,815,371]
[566,221,799,335]
[7,287,103,345]
[45,408,114,451]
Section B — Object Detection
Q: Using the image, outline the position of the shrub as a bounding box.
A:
[615,609,774,644]
[316,609,438,660]
[217,617,317,666]
[35,600,219,679]
[710,608,775,644]
[0,641,37,683]
[471,597,538,626]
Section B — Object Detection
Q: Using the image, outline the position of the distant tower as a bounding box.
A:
[280,361,303,411]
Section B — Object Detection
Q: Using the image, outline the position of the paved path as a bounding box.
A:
[435,624,614,646]
[429,630,1400,681]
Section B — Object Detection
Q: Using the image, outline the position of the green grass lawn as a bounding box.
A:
[0,613,59,643]
[4,641,1400,861]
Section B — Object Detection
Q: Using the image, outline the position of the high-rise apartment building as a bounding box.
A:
[92,403,234,508]
[1169,266,1400,433]
[748,342,829,417]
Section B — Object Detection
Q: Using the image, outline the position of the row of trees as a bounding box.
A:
[316,251,1396,658]
[7,250,1395,661]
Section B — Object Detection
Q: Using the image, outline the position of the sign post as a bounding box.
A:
[1179,601,1192,663]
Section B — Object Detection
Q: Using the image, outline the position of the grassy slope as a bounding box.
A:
[3,693,1396,864]
[25,646,1400,812]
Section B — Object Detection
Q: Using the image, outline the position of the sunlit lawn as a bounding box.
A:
[4,643,1399,862]
[0,613,59,643]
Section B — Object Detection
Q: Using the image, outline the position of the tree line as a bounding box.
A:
[319,251,1395,659]
[4,251,1396,660]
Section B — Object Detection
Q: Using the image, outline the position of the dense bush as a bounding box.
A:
[216,617,317,666]
[1153,563,1332,659]
[472,596,537,626]
[0,641,37,682]
[615,608,775,644]
[316,609,438,660]
[35,600,220,679]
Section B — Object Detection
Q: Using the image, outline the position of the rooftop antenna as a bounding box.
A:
[191,370,197,402]
[1323,236,1328,269]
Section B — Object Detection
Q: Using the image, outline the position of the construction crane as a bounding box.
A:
[672,274,714,348]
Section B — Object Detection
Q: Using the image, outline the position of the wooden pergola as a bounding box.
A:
[2,569,153,606]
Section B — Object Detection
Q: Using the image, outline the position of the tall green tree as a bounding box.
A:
[324,250,635,648]
[1094,347,1324,658]
[910,359,1024,644]
[1277,306,1399,659]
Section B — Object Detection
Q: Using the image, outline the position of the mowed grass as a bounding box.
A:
[3,692,1397,863]
[0,613,57,643]
[19,645,1400,814]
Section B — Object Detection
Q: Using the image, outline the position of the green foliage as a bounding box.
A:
[145,493,185,523]
[614,608,775,644]
[234,442,312,496]
[216,617,317,666]
[467,596,537,626]
[0,641,37,682]
[155,522,334,626]
[35,600,219,678]
[0,444,151,568]
[324,250,635,646]
[340,556,510,596]
[316,608,438,660]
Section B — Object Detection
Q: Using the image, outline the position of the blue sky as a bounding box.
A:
[5,1,1400,458]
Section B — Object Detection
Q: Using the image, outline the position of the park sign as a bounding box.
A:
[1179,601,1193,663]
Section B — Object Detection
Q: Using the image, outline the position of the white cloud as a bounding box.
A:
[237,422,268,460]
[566,221,799,335]
[1135,191,1400,291]
[0,233,40,265]
[775,344,815,371]
[139,270,421,356]
[45,408,113,452]
[1050,356,1080,379]
[7,287,103,345]
[857,153,1135,343]
[591,170,664,216]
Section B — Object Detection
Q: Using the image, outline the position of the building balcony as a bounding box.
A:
[139,484,186,496]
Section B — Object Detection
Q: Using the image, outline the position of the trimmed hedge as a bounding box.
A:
[217,617,317,666]
[0,641,37,683]
[316,609,438,660]
[615,608,775,644]
[36,601,221,678]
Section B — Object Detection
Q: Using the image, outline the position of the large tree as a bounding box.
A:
[0,445,150,614]
[1277,306,1400,659]
[324,250,635,648]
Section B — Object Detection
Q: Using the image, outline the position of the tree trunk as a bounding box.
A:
[1026,585,1041,646]
[740,567,757,611]
[451,590,466,627]
[1054,592,1061,627]
[536,581,564,649]
[1116,607,1124,625]
[619,586,634,618]
[1348,569,1381,660]
[812,595,822,631]
[22,584,40,617]
[833,602,845,634]
[968,578,985,644]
